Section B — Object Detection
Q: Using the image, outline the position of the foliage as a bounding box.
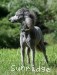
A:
[0,18,21,48]
[0,0,57,48]
[0,6,9,18]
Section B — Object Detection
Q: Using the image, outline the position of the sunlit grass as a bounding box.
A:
[0,44,57,75]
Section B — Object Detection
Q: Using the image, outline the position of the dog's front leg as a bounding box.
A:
[21,45,25,66]
[20,32,25,66]
[26,47,30,64]
[30,47,35,67]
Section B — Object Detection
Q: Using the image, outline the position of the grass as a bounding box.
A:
[0,44,57,75]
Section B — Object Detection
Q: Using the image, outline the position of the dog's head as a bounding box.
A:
[9,7,30,23]
[9,7,35,30]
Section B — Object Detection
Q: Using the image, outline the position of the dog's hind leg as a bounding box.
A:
[37,41,48,64]
[42,46,48,64]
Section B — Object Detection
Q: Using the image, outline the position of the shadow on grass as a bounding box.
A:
[48,61,57,68]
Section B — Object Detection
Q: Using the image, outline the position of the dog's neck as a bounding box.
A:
[21,21,33,32]
[20,14,34,32]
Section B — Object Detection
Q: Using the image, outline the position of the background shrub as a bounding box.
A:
[0,0,57,48]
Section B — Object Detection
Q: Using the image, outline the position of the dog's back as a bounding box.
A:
[34,26,43,42]
[32,26,44,45]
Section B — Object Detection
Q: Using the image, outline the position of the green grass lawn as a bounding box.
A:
[0,44,57,75]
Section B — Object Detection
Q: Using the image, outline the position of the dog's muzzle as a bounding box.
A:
[9,15,19,23]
